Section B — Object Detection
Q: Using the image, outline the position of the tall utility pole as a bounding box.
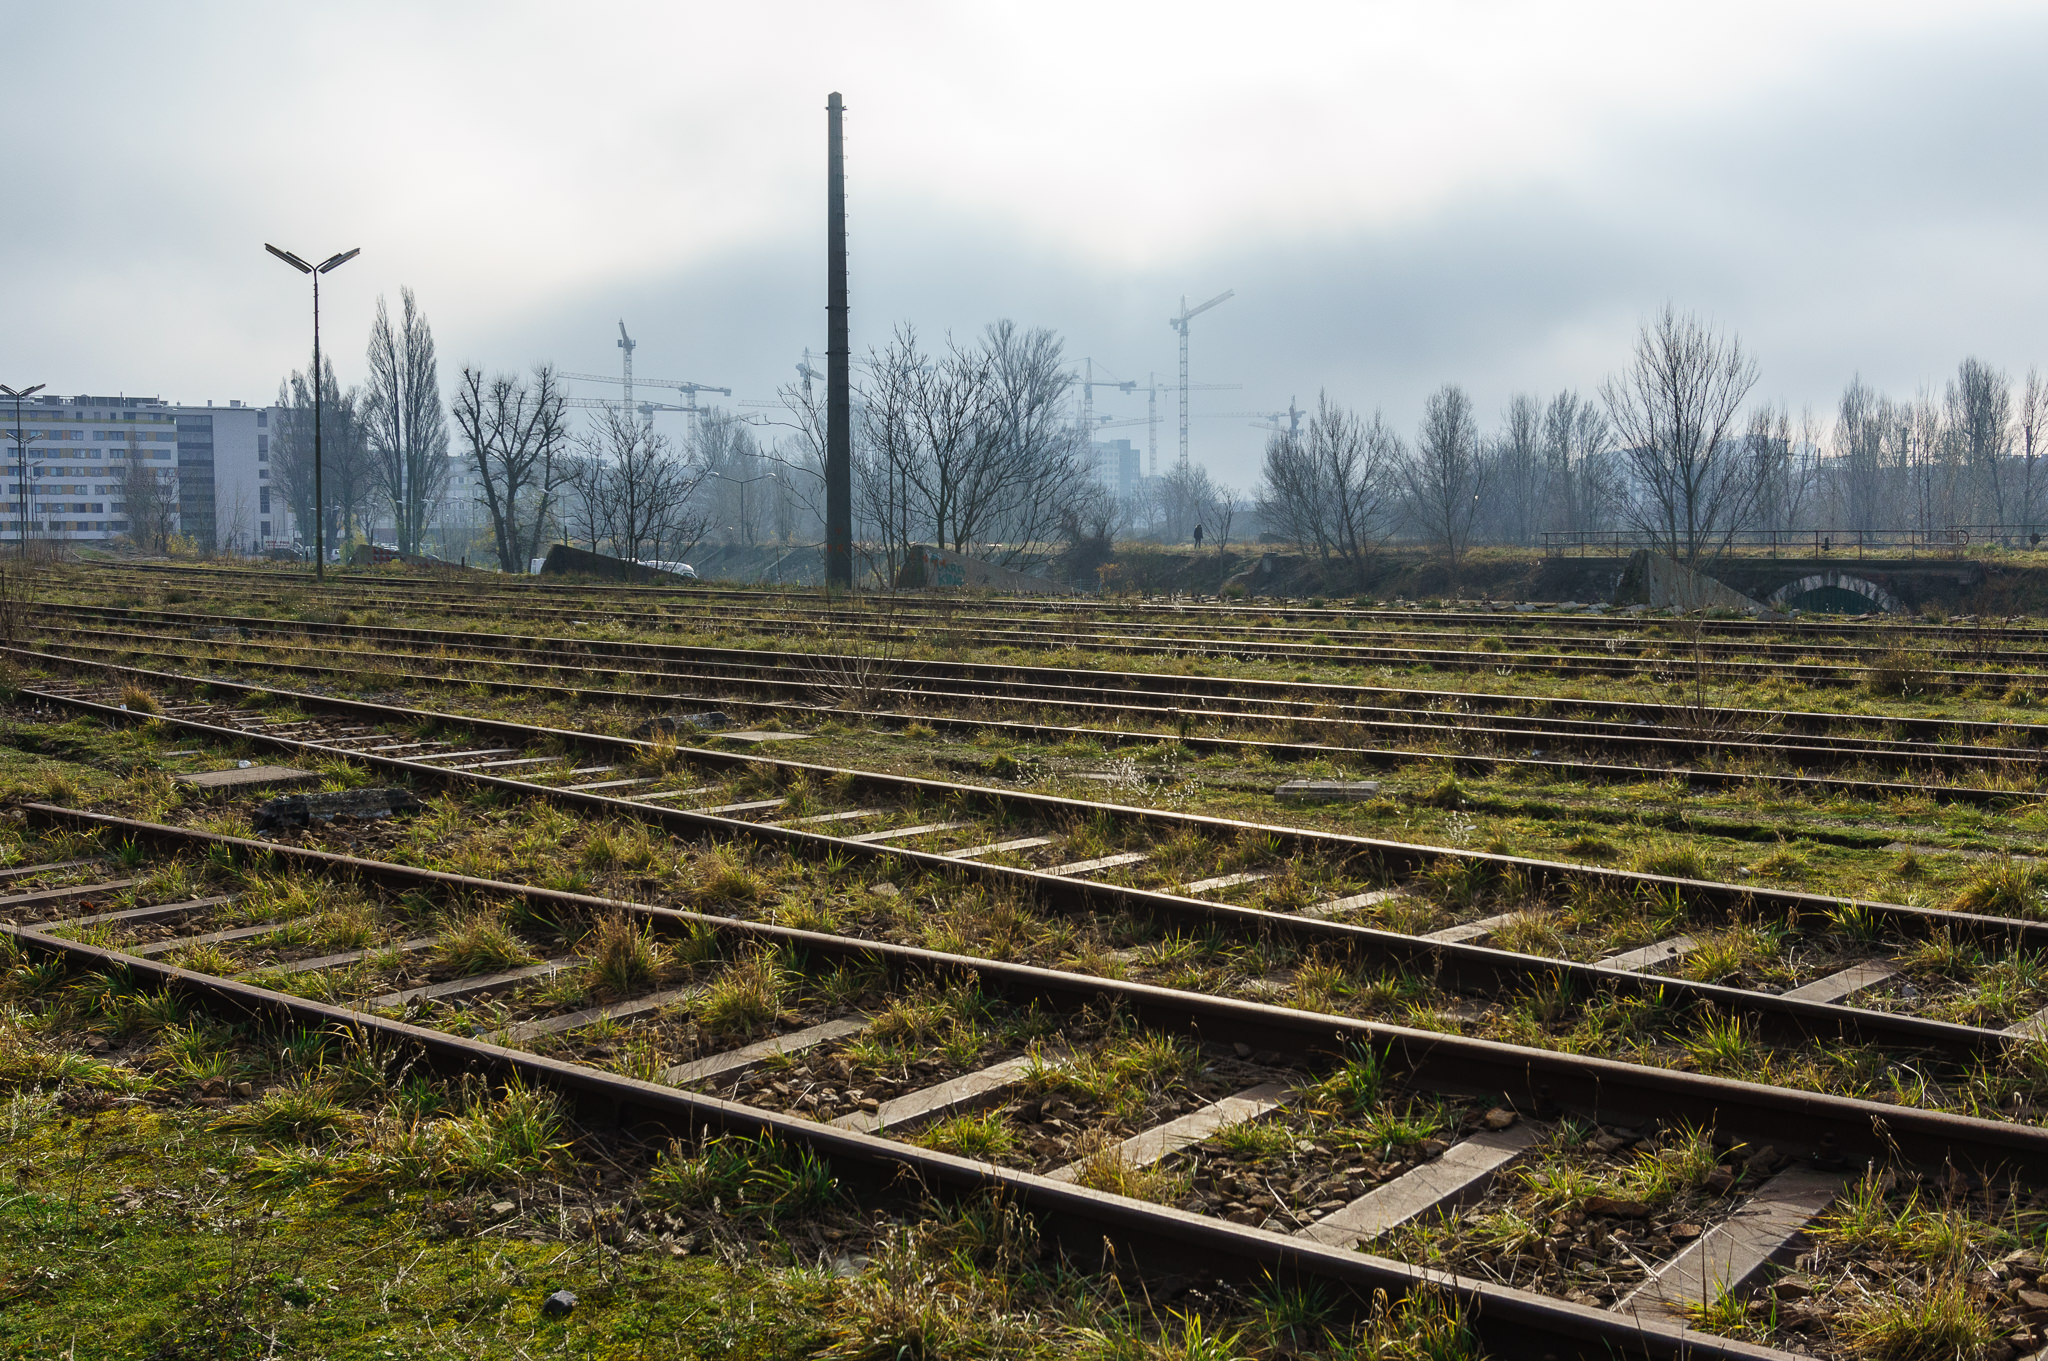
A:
[266,243,360,582]
[0,384,45,555]
[824,91,852,590]
[1167,289,1233,469]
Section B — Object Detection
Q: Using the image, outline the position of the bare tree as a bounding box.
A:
[272,355,373,560]
[569,406,709,564]
[1601,306,1760,564]
[1540,390,1614,537]
[117,442,178,554]
[1487,394,1544,546]
[453,363,572,572]
[364,287,450,555]
[1259,394,1399,581]
[1404,383,1488,570]
[2019,368,2047,533]
[856,320,1091,575]
[1947,356,2013,526]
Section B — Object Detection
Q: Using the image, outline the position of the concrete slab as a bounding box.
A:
[662,1017,868,1087]
[950,836,1055,860]
[490,985,699,1045]
[1614,1167,1845,1318]
[0,859,102,882]
[1424,912,1521,944]
[844,821,974,843]
[1783,960,1897,1004]
[0,879,139,910]
[2009,1006,2048,1040]
[59,896,236,929]
[1598,935,1697,972]
[131,918,296,956]
[566,777,657,792]
[449,756,556,772]
[1047,1082,1291,1182]
[1296,1124,1540,1247]
[833,1053,1041,1134]
[721,731,814,744]
[1276,780,1384,801]
[1301,889,1400,919]
[1046,852,1149,876]
[774,808,886,827]
[237,936,437,978]
[367,959,571,1010]
[1185,871,1273,895]
[631,786,719,802]
[685,799,789,816]
[175,765,317,790]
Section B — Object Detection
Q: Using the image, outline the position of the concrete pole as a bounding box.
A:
[825,92,853,590]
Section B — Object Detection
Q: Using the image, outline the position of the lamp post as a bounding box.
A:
[265,244,359,581]
[0,383,45,557]
[706,468,778,547]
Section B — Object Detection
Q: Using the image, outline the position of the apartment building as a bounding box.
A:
[0,394,290,549]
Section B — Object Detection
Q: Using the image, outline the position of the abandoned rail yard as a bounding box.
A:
[3,549,2048,1361]
[11,8,2048,1357]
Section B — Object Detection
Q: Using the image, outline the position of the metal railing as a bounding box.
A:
[1539,527,2048,559]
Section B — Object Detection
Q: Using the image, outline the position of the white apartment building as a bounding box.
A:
[0,394,290,550]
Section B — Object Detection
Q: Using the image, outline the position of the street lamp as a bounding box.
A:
[265,243,359,581]
[0,383,45,557]
[706,468,779,547]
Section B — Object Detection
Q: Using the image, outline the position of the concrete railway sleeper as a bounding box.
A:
[41,597,2048,751]
[60,573,2048,680]
[18,676,2048,1110]
[34,615,2048,779]
[16,638,2040,813]
[83,559,2048,650]
[17,651,2048,954]
[7,807,2048,1358]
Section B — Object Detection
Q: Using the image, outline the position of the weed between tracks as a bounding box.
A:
[0,931,1486,1361]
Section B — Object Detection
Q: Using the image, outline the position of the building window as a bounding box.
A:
[260,520,270,537]
[257,435,268,456]
[259,487,270,513]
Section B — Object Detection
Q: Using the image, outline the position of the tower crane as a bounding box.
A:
[562,321,731,430]
[1167,289,1233,469]
[1210,397,1305,439]
[1105,373,1238,477]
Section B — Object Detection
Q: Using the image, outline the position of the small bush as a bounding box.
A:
[645,1134,836,1218]
[434,909,537,974]
[1947,858,2048,918]
[1865,648,1934,698]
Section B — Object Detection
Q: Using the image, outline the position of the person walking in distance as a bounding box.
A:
[1193,523,1205,550]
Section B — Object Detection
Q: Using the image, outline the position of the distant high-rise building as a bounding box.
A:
[1090,437,1142,502]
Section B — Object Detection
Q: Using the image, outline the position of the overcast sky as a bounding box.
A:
[3,1,2044,485]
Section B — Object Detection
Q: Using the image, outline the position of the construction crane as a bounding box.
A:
[1210,397,1305,439]
[1104,373,1238,478]
[562,321,731,429]
[1167,290,1233,469]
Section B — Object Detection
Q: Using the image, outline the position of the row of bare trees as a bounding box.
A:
[1257,306,1939,576]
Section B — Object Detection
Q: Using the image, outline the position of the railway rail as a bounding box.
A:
[35,610,2048,771]
[20,623,2048,809]
[7,806,2048,1360]
[17,650,2048,1077]
[80,558,2048,649]
[49,576,2047,692]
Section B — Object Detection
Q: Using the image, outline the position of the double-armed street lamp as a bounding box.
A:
[706,468,780,547]
[265,244,359,581]
[0,383,45,557]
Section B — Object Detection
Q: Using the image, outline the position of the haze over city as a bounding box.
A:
[4,1,2044,486]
